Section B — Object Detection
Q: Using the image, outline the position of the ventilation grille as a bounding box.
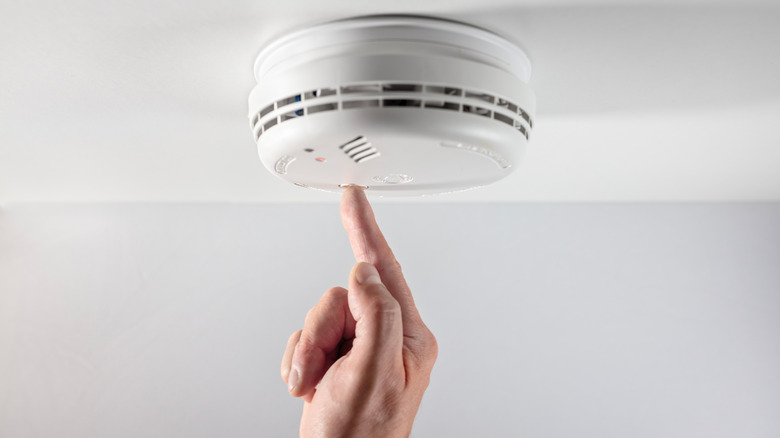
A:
[339,136,380,163]
[250,83,533,142]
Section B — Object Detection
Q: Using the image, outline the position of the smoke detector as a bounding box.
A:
[248,16,535,196]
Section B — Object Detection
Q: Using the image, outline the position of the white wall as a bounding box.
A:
[1,203,778,437]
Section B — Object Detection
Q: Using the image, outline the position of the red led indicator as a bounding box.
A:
[315,157,327,162]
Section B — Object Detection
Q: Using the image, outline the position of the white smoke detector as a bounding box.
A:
[248,15,535,196]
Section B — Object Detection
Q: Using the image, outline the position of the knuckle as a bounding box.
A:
[323,286,347,300]
[293,336,318,365]
[362,290,401,327]
[294,335,314,355]
[409,327,438,371]
[304,307,317,324]
[363,286,400,312]
[288,329,303,344]
[305,287,346,325]
[381,258,404,277]
[425,330,439,364]
[382,376,407,400]
[368,306,400,331]
[424,327,438,352]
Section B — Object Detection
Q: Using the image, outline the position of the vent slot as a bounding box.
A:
[307,103,338,114]
[382,83,423,92]
[341,136,368,153]
[424,101,460,111]
[515,122,529,139]
[519,110,533,128]
[259,104,274,118]
[343,100,380,109]
[465,91,495,104]
[496,98,517,113]
[355,153,380,163]
[383,99,422,107]
[352,149,377,161]
[339,136,380,163]
[280,110,300,123]
[277,95,302,108]
[463,105,491,117]
[426,85,462,96]
[304,87,337,99]
[493,112,514,127]
[263,117,278,131]
[341,84,382,94]
[340,136,365,150]
[347,144,373,156]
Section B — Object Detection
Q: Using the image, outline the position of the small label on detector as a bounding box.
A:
[373,174,413,184]
[440,141,511,169]
[274,155,296,175]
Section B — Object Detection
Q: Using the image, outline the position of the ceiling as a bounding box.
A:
[1,0,779,203]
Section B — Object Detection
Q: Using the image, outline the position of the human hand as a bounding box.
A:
[281,187,438,438]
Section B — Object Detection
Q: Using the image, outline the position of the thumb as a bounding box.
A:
[347,262,404,367]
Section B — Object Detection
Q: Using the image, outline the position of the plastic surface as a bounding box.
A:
[248,16,536,196]
[254,16,532,83]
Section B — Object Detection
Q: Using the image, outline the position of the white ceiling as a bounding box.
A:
[1,0,779,203]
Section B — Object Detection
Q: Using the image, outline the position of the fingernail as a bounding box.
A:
[356,262,382,285]
[288,367,299,393]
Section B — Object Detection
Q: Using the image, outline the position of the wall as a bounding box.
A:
[1,203,779,437]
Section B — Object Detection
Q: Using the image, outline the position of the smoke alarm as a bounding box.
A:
[248,15,535,196]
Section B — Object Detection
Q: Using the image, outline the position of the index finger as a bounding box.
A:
[340,187,423,331]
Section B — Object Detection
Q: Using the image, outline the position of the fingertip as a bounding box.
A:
[341,185,365,200]
[340,184,360,205]
[288,338,329,399]
[340,186,368,232]
[340,185,395,267]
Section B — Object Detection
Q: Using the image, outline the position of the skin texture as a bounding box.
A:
[281,187,438,438]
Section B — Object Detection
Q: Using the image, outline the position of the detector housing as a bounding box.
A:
[248,16,535,196]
